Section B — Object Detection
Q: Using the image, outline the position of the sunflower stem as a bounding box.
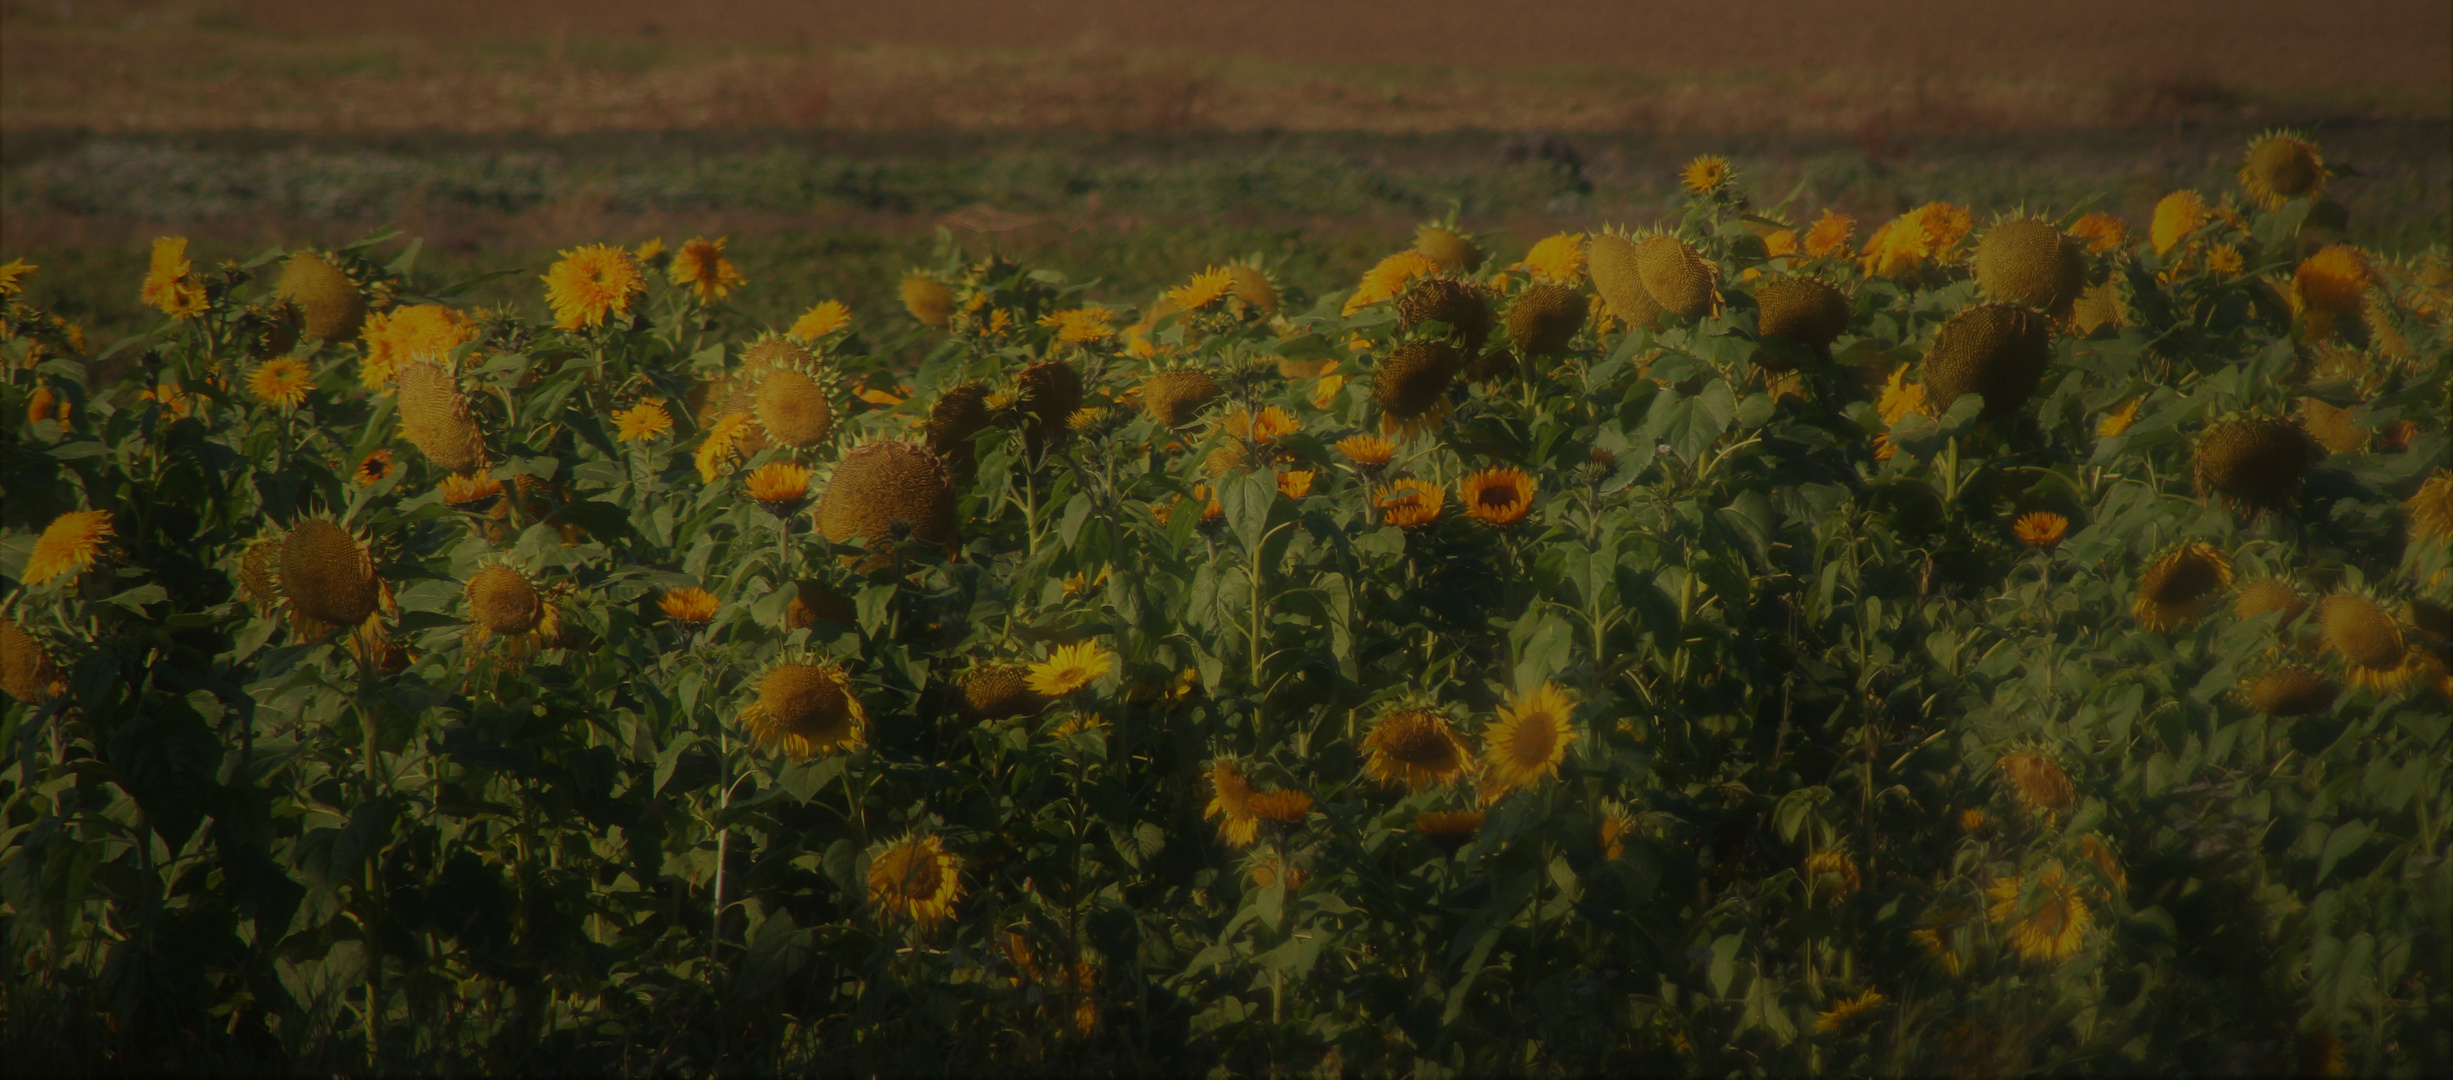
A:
[710,728,731,966]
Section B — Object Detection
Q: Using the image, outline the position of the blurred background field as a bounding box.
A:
[3,0,2450,351]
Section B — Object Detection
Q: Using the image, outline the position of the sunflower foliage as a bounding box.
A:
[2,145,2449,1075]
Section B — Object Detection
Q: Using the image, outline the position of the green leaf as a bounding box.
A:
[2317,820,2370,884]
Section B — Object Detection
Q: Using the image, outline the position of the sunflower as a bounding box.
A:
[1205,759,1260,847]
[353,448,395,486]
[1521,232,1588,283]
[140,237,206,319]
[542,244,647,330]
[439,473,505,509]
[669,236,745,302]
[1813,989,1886,1034]
[358,304,480,392]
[1414,810,1485,855]
[868,833,964,929]
[694,412,758,483]
[1344,250,1442,315]
[1310,373,1348,410]
[2097,399,2141,437]
[1251,789,1313,822]
[1910,909,1971,976]
[1996,751,2077,815]
[1375,478,1444,529]
[2068,212,2128,254]
[2239,131,2327,209]
[1039,306,1117,344]
[1165,267,1236,312]
[2294,245,2375,320]
[1459,467,1535,528]
[1802,210,1856,258]
[2133,542,2233,630]
[1482,681,1576,792]
[1961,809,1990,832]
[658,587,719,624]
[1337,434,1397,472]
[1679,155,1732,196]
[789,299,852,340]
[612,399,674,442]
[1216,405,1299,444]
[740,662,866,758]
[2408,470,2453,544]
[24,509,113,586]
[1803,850,1861,900]
[2077,833,2127,896]
[0,257,32,297]
[1876,364,1930,425]
[744,461,813,511]
[2150,190,2209,255]
[1599,801,1637,860]
[1362,708,1472,790]
[2013,511,2068,549]
[246,357,313,409]
[1276,470,1315,499]
[1028,640,1115,697]
[1859,203,1972,279]
[1988,865,2092,965]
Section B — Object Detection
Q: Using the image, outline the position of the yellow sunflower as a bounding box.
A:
[1039,306,1117,344]
[358,304,479,391]
[2097,399,2141,437]
[1414,810,1485,855]
[1276,470,1315,499]
[789,299,852,340]
[0,258,35,297]
[668,236,745,302]
[2407,470,2453,545]
[1205,759,1260,847]
[1877,364,1930,425]
[869,833,964,929]
[1482,681,1576,792]
[1859,203,1971,279]
[2013,511,2068,549]
[1679,155,1732,196]
[1337,434,1397,472]
[1813,989,1886,1034]
[2239,132,2327,209]
[1802,210,1856,258]
[1521,232,1588,284]
[1804,850,1861,900]
[739,662,866,758]
[353,449,395,486]
[2133,542,2233,630]
[1166,267,1236,312]
[1344,250,1443,315]
[657,587,719,624]
[140,237,206,319]
[2068,212,2129,254]
[2150,190,2209,255]
[542,243,648,330]
[1996,751,2077,815]
[1459,467,1536,529]
[24,509,114,586]
[1988,865,2092,965]
[744,461,813,510]
[1028,640,1115,697]
[245,357,314,409]
[2294,246,2374,318]
[1362,708,1472,791]
[1375,478,1444,529]
[693,412,757,483]
[1598,801,1637,860]
[438,473,504,509]
[612,399,674,443]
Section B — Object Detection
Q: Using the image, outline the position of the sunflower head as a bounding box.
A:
[2012,511,2069,549]
[2133,542,2233,631]
[900,275,955,328]
[2240,131,2327,209]
[1506,283,1587,356]
[1680,155,1733,197]
[2150,190,2209,255]
[2068,212,2129,254]
[667,236,745,302]
[786,579,856,631]
[2234,577,2310,625]
[1482,681,1577,793]
[1460,467,1536,529]
[24,509,113,587]
[1337,434,1398,473]
[1753,276,1850,350]
[1922,303,2055,418]
[961,663,1045,721]
[541,244,647,330]
[1586,230,1663,334]
[0,616,66,704]
[1520,232,1588,284]
[2407,471,2453,546]
[274,251,365,341]
[246,357,314,409]
[2320,592,2406,675]
[789,299,852,341]
[1987,864,2093,965]
[1362,708,1472,791]
[744,461,814,511]
[2295,246,2375,318]
[1395,278,1494,351]
[1345,250,1443,316]
[816,439,956,551]
[1375,478,1445,529]
[613,399,674,443]
[657,587,720,624]
[396,360,488,474]
[1027,640,1115,698]
[868,833,963,929]
[741,662,865,758]
[465,563,544,639]
[1413,225,1486,275]
[1995,750,2077,815]
[279,519,379,632]
[1973,218,2084,314]
[1634,233,1717,319]
[2193,414,2315,513]
[754,368,834,450]
[1372,340,1462,421]
[1140,368,1223,428]
[2245,665,2338,716]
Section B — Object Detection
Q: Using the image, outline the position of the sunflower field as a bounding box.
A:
[3,134,2450,1076]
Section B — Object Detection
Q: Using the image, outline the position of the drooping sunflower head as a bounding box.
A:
[744,461,814,511]
[1679,155,1733,197]
[1395,278,1494,351]
[24,509,114,587]
[1505,282,1587,356]
[1634,233,1717,319]
[815,438,956,550]
[2234,577,2310,625]
[1995,750,2077,815]
[1375,478,1445,529]
[1803,850,1862,900]
[868,832,963,929]
[1921,303,2055,418]
[1372,340,1462,421]
[1139,368,1224,429]
[465,563,544,640]
[2245,665,2339,716]
[2320,591,2407,678]
[396,360,488,474]
[1482,681,1577,793]
[1413,810,1485,856]
[1987,864,2093,966]
[2298,396,2371,455]
[1362,707,1472,791]
[1753,276,1850,350]
[0,616,66,705]
[2068,212,2129,255]
[2408,470,2453,545]
[278,519,379,633]
[274,250,365,341]
[2193,414,2315,514]
[1813,989,1887,1034]
[1586,230,1664,333]
[2133,542,2233,631]
[236,533,285,609]
[1459,467,1536,529]
[438,473,505,511]
[1413,224,1486,275]
[2239,131,2327,209]
[960,662,1045,721]
[541,243,647,330]
[741,661,865,758]
[1027,640,1116,698]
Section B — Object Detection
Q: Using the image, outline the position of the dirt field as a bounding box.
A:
[3,0,2447,135]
